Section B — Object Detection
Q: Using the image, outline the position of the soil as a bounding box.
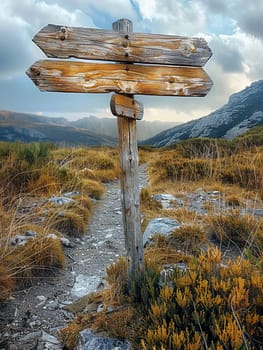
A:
[0,164,148,350]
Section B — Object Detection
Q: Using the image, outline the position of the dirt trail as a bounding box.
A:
[0,164,148,350]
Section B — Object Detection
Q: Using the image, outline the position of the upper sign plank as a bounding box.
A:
[33,24,212,67]
[26,60,213,96]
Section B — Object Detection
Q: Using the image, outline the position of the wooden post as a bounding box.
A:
[112,19,144,287]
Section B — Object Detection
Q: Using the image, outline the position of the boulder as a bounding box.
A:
[76,329,131,350]
[143,217,180,246]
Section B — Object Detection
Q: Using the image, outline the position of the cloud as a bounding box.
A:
[209,35,243,73]
[0,0,95,78]
[134,0,207,35]
[232,0,263,41]
[0,0,262,125]
[43,0,138,28]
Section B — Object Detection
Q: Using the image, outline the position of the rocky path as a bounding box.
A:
[0,165,148,350]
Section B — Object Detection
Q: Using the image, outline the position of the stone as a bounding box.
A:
[76,329,132,350]
[20,331,42,342]
[25,230,37,237]
[46,300,59,310]
[10,234,34,246]
[63,191,80,197]
[71,275,102,298]
[60,237,74,248]
[143,217,180,246]
[47,233,59,240]
[36,331,62,350]
[48,196,75,205]
[152,193,183,209]
[36,295,47,308]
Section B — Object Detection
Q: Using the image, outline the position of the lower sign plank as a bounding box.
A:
[27,60,213,96]
[110,94,143,120]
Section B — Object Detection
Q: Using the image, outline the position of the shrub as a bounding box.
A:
[168,224,207,254]
[80,178,105,199]
[139,248,263,350]
[48,207,87,237]
[140,187,162,211]
[207,211,263,255]
[4,234,65,288]
[176,138,233,159]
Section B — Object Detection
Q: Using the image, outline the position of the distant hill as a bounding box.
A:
[142,80,263,147]
[0,111,178,146]
[0,111,117,146]
[71,116,178,141]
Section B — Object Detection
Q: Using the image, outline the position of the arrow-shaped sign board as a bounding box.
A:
[33,24,212,67]
[27,60,212,96]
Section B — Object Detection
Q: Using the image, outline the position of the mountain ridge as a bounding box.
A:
[0,110,178,145]
[142,80,263,147]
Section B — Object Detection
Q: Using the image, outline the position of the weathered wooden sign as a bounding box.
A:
[27,18,213,287]
[110,94,143,120]
[28,60,212,96]
[32,24,212,67]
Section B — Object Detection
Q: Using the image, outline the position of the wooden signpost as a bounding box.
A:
[27,18,213,287]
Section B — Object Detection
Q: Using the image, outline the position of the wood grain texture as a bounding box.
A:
[33,24,212,67]
[113,19,144,282]
[110,94,143,120]
[26,60,213,96]
[117,115,143,278]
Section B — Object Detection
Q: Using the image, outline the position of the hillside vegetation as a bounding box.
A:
[61,127,263,350]
[1,127,263,349]
[0,142,119,301]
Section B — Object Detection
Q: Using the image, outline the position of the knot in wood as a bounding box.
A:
[122,39,129,48]
[59,26,68,41]
[168,76,175,83]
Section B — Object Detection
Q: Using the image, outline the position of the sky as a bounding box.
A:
[0,0,263,123]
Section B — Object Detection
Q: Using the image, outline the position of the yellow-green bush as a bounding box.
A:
[134,248,263,350]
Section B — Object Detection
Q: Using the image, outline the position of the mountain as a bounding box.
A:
[71,115,178,141]
[0,111,117,146]
[142,80,263,147]
[0,110,179,145]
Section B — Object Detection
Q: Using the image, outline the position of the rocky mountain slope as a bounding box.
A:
[142,80,263,147]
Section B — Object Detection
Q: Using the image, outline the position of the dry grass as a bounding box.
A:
[80,178,105,199]
[53,147,120,182]
[0,143,115,301]
[206,211,263,256]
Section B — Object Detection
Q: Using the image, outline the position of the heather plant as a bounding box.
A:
[139,248,263,350]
